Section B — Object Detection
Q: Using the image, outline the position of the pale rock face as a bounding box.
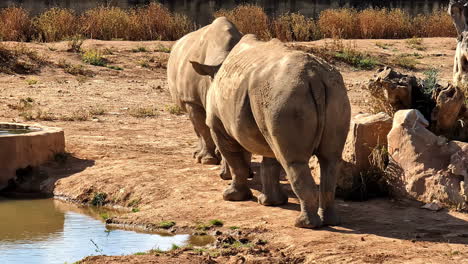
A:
[311,112,392,197]
[386,109,467,210]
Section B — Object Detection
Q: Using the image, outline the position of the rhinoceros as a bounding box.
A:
[167,17,242,165]
[191,35,351,228]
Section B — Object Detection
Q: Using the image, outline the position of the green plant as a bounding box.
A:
[67,35,84,53]
[171,244,180,250]
[91,192,107,206]
[209,219,224,227]
[154,45,171,53]
[82,49,107,66]
[99,212,110,220]
[127,199,141,207]
[165,104,183,115]
[131,208,140,213]
[422,68,439,95]
[132,46,148,52]
[129,106,158,118]
[138,59,150,68]
[375,42,393,50]
[133,252,147,255]
[392,54,417,69]
[405,37,426,51]
[158,221,176,229]
[107,65,123,70]
[26,78,38,85]
[229,226,240,230]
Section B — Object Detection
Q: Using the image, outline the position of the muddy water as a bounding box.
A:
[0,198,212,264]
[0,129,33,135]
[0,0,450,25]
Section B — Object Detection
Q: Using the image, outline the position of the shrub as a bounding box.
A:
[318,8,359,39]
[214,4,271,40]
[34,8,77,42]
[413,10,457,38]
[82,49,107,66]
[79,6,131,40]
[0,7,32,41]
[273,12,319,42]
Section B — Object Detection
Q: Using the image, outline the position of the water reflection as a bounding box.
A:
[0,198,212,264]
[0,0,450,25]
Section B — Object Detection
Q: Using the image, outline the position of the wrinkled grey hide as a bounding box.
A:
[192,35,351,228]
[167,17,242,165]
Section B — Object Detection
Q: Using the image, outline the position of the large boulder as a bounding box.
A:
[310,112,392,199]
[386,109,467,210]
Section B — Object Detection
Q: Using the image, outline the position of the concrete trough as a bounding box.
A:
[0,123,65,190]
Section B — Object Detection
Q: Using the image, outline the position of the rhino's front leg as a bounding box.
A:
[210,119,252,201]
[258,157,288,206]
[185,103,220,165]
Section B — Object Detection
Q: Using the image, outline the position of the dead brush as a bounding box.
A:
[318,8,359,39]
[128,2,192,41]
[272,12,320,42]
[358,8,411,39]
[214,4,271,40]
[413,10,456,37]
[0,6,32,41]
[57,59,93,76]
[33,8,77,42]
[79,6,131,40]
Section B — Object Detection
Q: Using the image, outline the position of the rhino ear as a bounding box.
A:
[190,61,221,78]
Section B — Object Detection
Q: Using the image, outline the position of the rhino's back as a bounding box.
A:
[167,17,242,109]
[208,36,346,155]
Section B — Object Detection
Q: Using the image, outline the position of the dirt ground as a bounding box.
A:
[0,38,467,263]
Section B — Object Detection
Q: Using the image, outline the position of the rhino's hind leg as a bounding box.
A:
[185,103,220,165]
[258,157,288,206]
[317,155,341,226]
[210,120,253,201]
[284,162,322,228]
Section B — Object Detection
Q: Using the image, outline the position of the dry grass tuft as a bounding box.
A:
[318,8,359,39]
[215,4,271,40]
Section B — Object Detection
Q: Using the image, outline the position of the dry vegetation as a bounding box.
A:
[0,4,457,43]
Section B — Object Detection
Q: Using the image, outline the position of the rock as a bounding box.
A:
[310,112,392,198]
[367,67,417,110]
[421,200,443,211]
[386,109,467,210]
[431,84,465,134]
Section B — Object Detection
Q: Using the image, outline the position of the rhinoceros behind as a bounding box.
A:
[167,17,242,165]
[191,35,351,228]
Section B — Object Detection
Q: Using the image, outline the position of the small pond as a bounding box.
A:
[0,129,34,136]
[0,198,212,264]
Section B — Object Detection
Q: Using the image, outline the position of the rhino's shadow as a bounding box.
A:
[246,162,468,245]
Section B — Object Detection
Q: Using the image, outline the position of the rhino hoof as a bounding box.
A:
[258,193,288,206]
[200,155,219,165]
[318,208,341,226]
[294,212,322,229]
[223,185,253,201]
[219,169,232,180]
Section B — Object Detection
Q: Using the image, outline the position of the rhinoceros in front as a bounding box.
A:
[191,35,351,228]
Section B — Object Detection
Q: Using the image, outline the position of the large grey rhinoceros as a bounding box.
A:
[191,35,351,228]
[167,17,242,165]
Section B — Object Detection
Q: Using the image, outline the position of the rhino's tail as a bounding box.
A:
[308,77,327,154]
